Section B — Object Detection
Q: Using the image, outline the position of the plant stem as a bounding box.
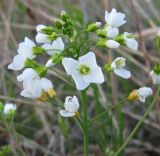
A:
[81,90,89,156]
[89,98,128,126]
[113,86,160,156]
[118,106,124,156]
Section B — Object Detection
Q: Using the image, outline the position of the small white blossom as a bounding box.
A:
[137,87,153,103]
[60,96,79,117]
[105,26,119,38]
[35,25,50,44]
[150,70,160,84]
[42,37,64,56]
[4,103,17,115]
[62,52,104,90]
[123,32,138,50]
[8,37,35,70]
[111,57,131,79]
[106,40,120,48]
[17,68,54,99]
[105,8,126,28]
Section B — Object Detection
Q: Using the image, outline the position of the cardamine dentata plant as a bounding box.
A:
[4,8,159,156]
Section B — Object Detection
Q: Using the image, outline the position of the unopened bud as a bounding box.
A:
[74,111,80,118]
[87,22,101,32]
[96,29,106,37]
[32,47,45,55]
[41,26,54,35]
[55,20,62,29]
[153,64,160,75]
[104,63,113,72]
[48,32,57,41]
[97,39,120,49]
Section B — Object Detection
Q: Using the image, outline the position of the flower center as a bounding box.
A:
[78,65,90,75]
[115,59,125,68]
[153,64,160,75]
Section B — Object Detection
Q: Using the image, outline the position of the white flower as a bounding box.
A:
[35,25,50,44]
[8,37,35,70]
[4,103,17,115]
[105,8,126,28]
[150,70,160,84]
[106,40,120,48]
[60,96,79,117]
[42,37,64,56]
[111,57,131,79]
[17,68,39,83]
[123,32,138,50]
[105,26,119,38]
[137,87,153,102]
[62,52,104,90]
[17,68,55,100]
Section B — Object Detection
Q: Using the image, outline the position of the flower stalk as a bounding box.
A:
[81,90,89,156]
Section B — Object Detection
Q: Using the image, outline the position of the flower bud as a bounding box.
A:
[96,29,106,37]
[87,22,101,32]
[55,20,62,29]
[61,10,68,21]
[32,47,45,55]
[153,64,160,75]
[46,53,64,67]
[41,26,54,35]
[97,39,120,49]
[48,32,57,41]
[104,63,113,72]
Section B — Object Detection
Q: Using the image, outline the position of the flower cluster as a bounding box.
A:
[95,8,138,50]
[7,9,155,119]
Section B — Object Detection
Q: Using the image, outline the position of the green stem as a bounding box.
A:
[118,106,124,156]
[81,90,89,156]
[89,98,128,126]
[113,86,160,156]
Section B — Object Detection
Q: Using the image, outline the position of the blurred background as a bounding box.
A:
[0,0,160,155]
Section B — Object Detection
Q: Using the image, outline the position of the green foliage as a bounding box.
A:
[0,146,11,156]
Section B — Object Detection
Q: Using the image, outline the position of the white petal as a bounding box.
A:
[8,55,25,70]
[62,58,79,75]
[105,8,126,28]
[36,25,46,32]
[137,87,153,98]
[105,26,119,38]
[45,59,54,67]
[17,68,38,82]
[36,33,50,44]
[114,68,131,79]
[83,67,104,84]
[24,37,36,48]
[21,79,42,98]
[4,103,16,115]
[42,43,57,56]
[40,78,53,91]
[59,110,75,117]
[72,74,90,90]
[51,37,64,52]
[64,96,79,112]
[79,52,98,69]
[106,40,120,49]
[150,71,160,84]
[18,38,35,58]
[125,38,138,50]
